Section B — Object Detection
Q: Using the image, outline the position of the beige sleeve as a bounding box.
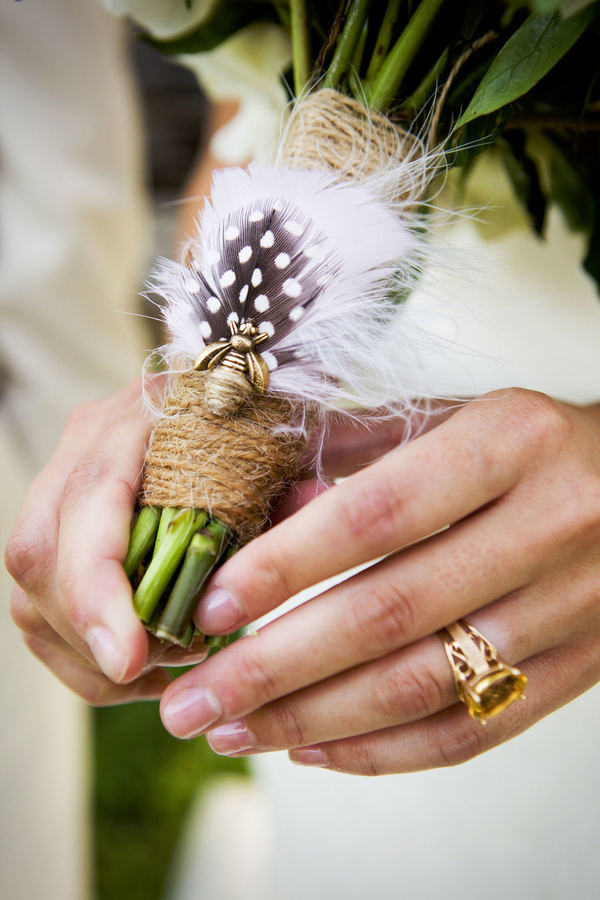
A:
[0,0,150,472]
[0,3,150,899]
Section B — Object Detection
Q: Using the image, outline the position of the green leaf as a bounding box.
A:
[547,142,595,232]
[456,6,598,127]
[498,132,547,235]
[527,0,565,12]
[557,0,599,13]
[449,109,509,170]
[142,0,277,55]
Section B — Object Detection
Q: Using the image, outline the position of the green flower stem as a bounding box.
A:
[180,622,197,648]
[323,0,370,91]
[348,20,369,98]
[123,506,161,580]
[206,627,246,658]
[155,520,230,644]
[290,0,311,96]
[133,509,207,623]
[365,0,401,83]
[223,542,240,561]
[273,0,290,28]
[154,507,178,552]
[404,45,448,110]
[368,0,445,112]
[353,20,369,70]
[146,602,166,636]
[348,68,364,101]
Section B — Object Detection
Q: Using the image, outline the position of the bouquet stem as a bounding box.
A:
[290,0,311,96]
[133,508,207,623]
[154,520,229,644]
[125,506,234,648]
[365,0,402,84]
[368,0,445,111]
[323,0,370,90]
[123,505,161,580]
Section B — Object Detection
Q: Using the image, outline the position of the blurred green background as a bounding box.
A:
[92,702,248,900]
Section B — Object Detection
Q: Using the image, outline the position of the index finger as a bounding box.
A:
[54,398,155,683]
[302,399,460,479]
[195,391,530,634]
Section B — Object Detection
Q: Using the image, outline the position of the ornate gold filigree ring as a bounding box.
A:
[440,620,527,723]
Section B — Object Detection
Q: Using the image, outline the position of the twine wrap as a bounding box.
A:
[141,371,306,543]
[279,88,419,190]
[142,90,413,537]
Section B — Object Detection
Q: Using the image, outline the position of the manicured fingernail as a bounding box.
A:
[197,588,242,632]
[206,721,255,755]
[161,687,222,739]
[289,747,330,768]
[86,626,128,683]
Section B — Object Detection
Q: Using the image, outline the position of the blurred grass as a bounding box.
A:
[92,700,248,900]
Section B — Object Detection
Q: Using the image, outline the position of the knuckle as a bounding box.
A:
[329,740,381,776]
[80,679,119,707]
[61,457,135,514]
[249,541,295,607]
[434,719,487,768]
[61,458,106,508]
[229,647,279,709]
[5,524,50,590]
[569,481,600,539]
[271,702,306,747]
[505,389,571,453]
[340,478,406,552]
[9,590,43,635]
[346,582,417,656]
[375,660,446,722]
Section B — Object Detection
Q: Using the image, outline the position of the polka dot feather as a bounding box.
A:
[173,198,334,372]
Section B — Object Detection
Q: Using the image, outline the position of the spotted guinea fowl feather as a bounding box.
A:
[191,200,335,370]
[148,164,435,422]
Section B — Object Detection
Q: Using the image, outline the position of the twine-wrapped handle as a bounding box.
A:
[141,371,307,543]
[279,88,420,191]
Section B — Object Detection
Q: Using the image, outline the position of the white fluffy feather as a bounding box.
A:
[147,163,446,430]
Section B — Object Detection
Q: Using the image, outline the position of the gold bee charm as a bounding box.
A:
[194,319,271,417]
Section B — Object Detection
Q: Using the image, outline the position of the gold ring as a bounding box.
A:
[440,620,527,723]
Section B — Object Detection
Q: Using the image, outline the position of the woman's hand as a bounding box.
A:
[3,375,412,705]
[5,378,208,706]
[158,388,600,774]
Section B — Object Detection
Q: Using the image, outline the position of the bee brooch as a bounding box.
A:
[195,318,271,416]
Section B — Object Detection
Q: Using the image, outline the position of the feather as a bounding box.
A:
[148,163,439,415]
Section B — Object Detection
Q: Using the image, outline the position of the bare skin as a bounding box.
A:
[6,385,600,774]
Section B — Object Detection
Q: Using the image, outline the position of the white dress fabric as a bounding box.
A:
[0,1,148,897]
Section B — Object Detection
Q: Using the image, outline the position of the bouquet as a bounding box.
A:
[123,0,600,648]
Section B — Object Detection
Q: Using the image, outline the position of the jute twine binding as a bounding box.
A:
[142,90,410,538]
[279,88,419,188]
[141,372,307,542]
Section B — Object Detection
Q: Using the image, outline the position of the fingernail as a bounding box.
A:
[207,721,255,755]
[86,626,128,683]
[289,747,330,768]
[161,687,222,739]
[197,588,242,633]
